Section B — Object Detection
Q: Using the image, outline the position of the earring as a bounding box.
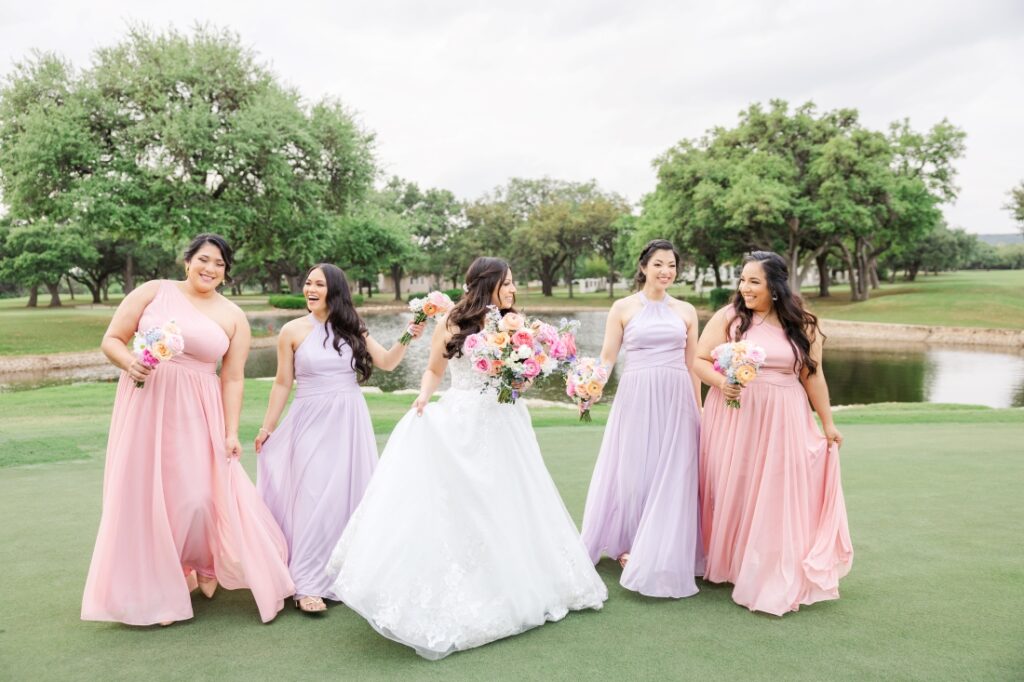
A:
[772,295,778,301]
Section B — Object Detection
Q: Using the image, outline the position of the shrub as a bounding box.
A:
[268,293,366,309]
[709,287,734,309]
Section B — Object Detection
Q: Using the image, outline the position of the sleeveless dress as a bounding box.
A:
[699,307,853,615]
[257,315,377,600]
[580,292,704,597]
[326,347,608,660]
[81,280,294,625]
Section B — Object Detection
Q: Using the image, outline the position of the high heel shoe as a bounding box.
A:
[618,552,631,569]
[198,575,218,599]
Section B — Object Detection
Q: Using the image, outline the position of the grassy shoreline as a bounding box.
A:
[1,271,1022,356]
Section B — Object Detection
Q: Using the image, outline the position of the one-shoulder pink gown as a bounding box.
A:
[699,307,853,616]
[82,280,294,625]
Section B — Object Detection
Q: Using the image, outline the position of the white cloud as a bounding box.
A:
[2,0,1021,232]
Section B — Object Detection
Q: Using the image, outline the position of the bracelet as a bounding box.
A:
[258,427,272,436]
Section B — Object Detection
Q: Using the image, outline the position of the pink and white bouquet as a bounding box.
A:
[464,307,579,404]
[130,320,185,388]
[710,340,767,408]
[566,356,610,422]
[401,290,455,344]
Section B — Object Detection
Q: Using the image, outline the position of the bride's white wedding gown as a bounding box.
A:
[326,353,607,660]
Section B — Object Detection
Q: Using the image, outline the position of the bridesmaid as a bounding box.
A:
[695,250,853,616]
[580,239,705,598]
[82,233,294,626]
[255,263,424,613]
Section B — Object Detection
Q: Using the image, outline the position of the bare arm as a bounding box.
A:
[365,322,425,371]
[412,318,452,415]
[801,330,843,449]
[254,322,301,454]
[220,306,250,458]
[694,308,741,402]
[100,280,161,382]
[683,305,702,409]
[598,301,625,370]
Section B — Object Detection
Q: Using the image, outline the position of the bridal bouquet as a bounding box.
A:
[710,340,766,408]
[130,320,185,388]
[401,290,455,344]
[565,357,609,422]
[465,307,579,404]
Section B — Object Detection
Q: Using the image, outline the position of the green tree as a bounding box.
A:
[0,221,96,306]
[1006,181,1024,236]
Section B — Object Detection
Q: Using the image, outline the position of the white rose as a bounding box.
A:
[409,298,425,312]
[517,344,533,359]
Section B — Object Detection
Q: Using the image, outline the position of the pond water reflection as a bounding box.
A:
[4,310,1022,408]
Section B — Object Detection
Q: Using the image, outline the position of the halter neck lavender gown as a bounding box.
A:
[257,315,378,600]
[580,292,705,597]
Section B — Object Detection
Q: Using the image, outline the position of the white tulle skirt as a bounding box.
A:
[326,387,607,660]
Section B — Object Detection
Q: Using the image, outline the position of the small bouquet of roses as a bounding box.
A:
[464,307,579,404]
[566,357,609,422]
[710,340,766,408]
[401,290,455,344]
[130,320,185,388]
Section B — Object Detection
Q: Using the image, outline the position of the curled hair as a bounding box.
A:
[184,233,234,282]
[634,239,682,290]
[445,257,516,359]
[308,263,373,383]
[731,251,823,375]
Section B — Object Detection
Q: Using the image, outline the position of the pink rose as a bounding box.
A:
[566,380,576,397]
[141,348,159,368]
[500,312,524,332]
[473,358,491,374]
[522,358,541,379]
[511,330,534,347]
[748,347,766,364]
[549,338,567,360]
[463,333,483,353]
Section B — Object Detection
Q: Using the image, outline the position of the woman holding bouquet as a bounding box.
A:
[580,239,705,598]
[254,263,424,613]
[82,234,294,626]
[695,251,853,616]
[326,257,606,660]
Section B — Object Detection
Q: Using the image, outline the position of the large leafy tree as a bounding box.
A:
[1006,181,1024,236]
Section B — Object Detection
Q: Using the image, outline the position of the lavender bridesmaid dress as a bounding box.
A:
[257,315,378,601]
[580,292,705,598]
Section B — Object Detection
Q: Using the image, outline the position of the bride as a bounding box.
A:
[326,256,607,659]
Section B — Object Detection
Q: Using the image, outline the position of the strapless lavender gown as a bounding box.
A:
[580,292,705,597]
[257,316,378,600]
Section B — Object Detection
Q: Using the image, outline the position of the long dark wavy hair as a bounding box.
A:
[731,251,822,376]
[308,263,373,383]
[444,257,517,359]
[634,239,682,290]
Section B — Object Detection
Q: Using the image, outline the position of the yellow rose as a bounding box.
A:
[735,364,757,386]
[489,332,509,348]
[153,341,173,361]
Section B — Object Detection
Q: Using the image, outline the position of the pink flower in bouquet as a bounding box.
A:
[474,357,491,374]
[141,348,159,368]
[426,290,450,308]
[560,333,577,359]
[522,357,541,379]
[463,333,483,353]
[536,323,558,346]
[748,346,767,364]
[511,329,534,348]
[499,312,525,332]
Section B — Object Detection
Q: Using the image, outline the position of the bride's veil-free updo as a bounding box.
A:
[444,257,516,359]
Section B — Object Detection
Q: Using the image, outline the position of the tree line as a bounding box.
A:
[0,26,1019,308]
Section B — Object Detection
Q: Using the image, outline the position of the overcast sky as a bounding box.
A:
[2,0,1022,233]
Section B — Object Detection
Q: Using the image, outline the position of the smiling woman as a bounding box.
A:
[81,233,295,626]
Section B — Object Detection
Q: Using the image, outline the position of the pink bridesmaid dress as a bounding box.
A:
[699,306,853,616]
[82,280,294,625]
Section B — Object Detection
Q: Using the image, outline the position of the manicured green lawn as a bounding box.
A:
[0,383,1021,680]
[803,270,1024,329]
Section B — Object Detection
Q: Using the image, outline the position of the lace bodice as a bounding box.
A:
[448,353,489,392]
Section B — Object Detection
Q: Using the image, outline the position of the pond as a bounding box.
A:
[4,310,1023,409]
